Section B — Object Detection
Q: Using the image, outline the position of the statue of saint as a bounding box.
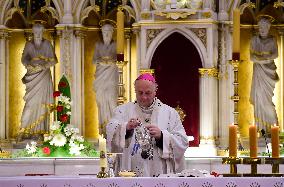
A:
[19,23,58,140]
[93,23,118,135]
[250,16,279,131]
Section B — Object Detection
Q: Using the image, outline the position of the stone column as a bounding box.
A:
[218,23,234,148]
[125,30,132,102]
[62,0,73,24]
[56,26,84,132]
[0,27,9,139]
[73,29,85,135]
[198,67,218,156]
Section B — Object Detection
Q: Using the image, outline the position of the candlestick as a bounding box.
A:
[232,8,240,60]
[116,7,124,56]
[249,124,257,158]
[271,125,279,158]
[229,124,238,157]
[99,135,107,168]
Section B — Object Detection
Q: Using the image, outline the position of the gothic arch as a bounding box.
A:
[145,27,208,69]
[75,0,140,24]
[0,0,63,25]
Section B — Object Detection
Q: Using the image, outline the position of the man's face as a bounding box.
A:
[135,80,157,108]
[102,29,113,45]
[33,27,43,45]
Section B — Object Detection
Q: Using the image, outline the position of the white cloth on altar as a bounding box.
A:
[250,35,278,130]
[106,99,188,177]
[21,39,57,134]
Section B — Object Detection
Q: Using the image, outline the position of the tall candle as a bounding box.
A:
[232,8,240,60]
[116,8,124,55]
[99,135,107,168]
[229,124,238,157]
[271,125,279,158]
[249,124,257,158]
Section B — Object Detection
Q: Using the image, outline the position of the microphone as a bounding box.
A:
[260,129,270,157]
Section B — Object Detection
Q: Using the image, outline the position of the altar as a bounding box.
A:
[0,176,282,187]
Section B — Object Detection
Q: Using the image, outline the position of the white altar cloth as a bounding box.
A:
[0,176,282,187]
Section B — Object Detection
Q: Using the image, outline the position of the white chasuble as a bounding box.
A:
[106,99,188,177]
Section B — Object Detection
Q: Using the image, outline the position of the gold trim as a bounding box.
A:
[198,67,219,78]
[0,150,11,158]
[175,105,186,122]
[31,56,56,62]
[139,69,155,75]
[256,14,275,23]
[202,12,212,18]
[141,12,151,20]
[18,104,55,135]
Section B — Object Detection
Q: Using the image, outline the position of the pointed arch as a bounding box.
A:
[145,27,208,68]
[0,0,13,24]
[74,0,140,24]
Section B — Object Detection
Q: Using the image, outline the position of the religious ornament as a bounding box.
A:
[132,122,154,160]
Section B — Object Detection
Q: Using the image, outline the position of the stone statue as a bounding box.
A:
[20,23,57,140]
[250,16,279,131]
[93,23,118,135]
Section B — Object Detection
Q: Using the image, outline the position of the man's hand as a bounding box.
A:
[126,118,140,131]
[145,124,162,139]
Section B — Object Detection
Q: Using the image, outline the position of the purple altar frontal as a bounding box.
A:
[0,176,283,187]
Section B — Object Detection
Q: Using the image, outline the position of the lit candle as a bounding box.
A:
[271,125,279,158]
[229,124,238,157]
[116,7,124,56]
[232,8,240,60]
[249,124,257,158]
[99,135,107,168]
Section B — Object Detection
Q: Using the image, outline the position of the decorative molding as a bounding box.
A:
[154,11,196,20]
[198,67,219,78]
[74,30,86,39]
[146,29,164,48]
[0,30,9,40]
[190,28,206,47]
[80,5,100,23]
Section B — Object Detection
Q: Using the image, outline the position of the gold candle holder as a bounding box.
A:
[116,60,128,105]
[242,157,261,176]
[222,157,242,177]
[97,167,109,178]
[265,157,284,174]
[229,60,244,150]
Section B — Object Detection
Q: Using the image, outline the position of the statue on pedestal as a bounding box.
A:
[250,15,279,132]
[19,23,58,140]
[93,23,118,135]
